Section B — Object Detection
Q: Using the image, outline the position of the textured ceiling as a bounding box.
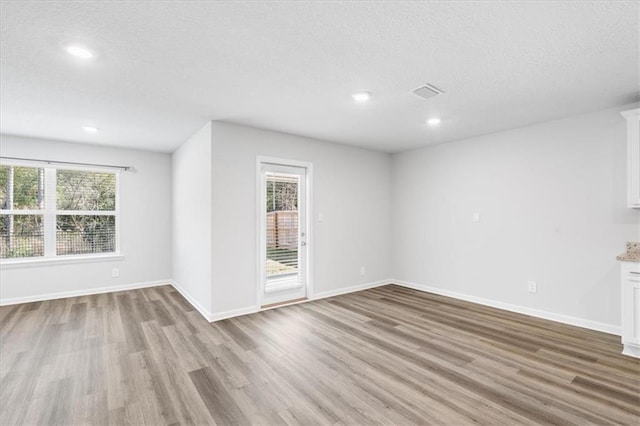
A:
[0,1,638,153]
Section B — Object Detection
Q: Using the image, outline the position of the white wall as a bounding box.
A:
[391,105,640,331]
[5,105,637,335]
[210,122,392,316]
[0,134,172,302]
[171,123,213,317]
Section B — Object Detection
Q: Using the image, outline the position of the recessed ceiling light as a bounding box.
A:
[82,126,98,133]
[352,92,372,102]
[426,118,441,126]
[66,45,94,59]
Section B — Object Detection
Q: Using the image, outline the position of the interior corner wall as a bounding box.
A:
[210,122,392,316]
[6,104,636,334]
[391,105,640,330]
[171,122,214,317]
[0,134,172,302]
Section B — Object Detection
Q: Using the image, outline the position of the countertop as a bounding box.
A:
[617,242,640,262]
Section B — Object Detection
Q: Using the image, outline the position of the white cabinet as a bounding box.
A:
[621,108,640,208]
[621,261,640,358]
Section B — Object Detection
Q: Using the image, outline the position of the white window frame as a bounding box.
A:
[0,160,123,267]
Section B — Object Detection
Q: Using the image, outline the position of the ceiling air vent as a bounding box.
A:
[412,84,445,100]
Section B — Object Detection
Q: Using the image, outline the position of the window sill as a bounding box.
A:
[0,253,125,269]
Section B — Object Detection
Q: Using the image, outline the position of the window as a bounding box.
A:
[0,164,118,261]
[265,173,299,276]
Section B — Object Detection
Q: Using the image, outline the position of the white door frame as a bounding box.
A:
[256,156,313,309]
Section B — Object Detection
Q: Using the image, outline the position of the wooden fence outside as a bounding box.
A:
[266,210,298,249]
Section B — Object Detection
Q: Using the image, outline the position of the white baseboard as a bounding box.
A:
[3,276,619,337]
[312,279,391,301]
[185,279,392,323]
[169,280,214,322]
[390,279,621,336]
[210,305,259,322]
[622,343,640,359]
[0,279,171,306]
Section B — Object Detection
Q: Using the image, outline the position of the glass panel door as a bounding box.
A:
[260,163,307,306]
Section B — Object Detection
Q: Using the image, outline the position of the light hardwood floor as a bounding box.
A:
[1,284,639,425]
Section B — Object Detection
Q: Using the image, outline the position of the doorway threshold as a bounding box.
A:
[261,297,308,310]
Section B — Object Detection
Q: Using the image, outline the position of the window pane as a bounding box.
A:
[265,175,298,212]
[265,174,299,277]
[56,215,115,255]
[0,215,44,258]
[0,166,45,210]
[57,170,116,211]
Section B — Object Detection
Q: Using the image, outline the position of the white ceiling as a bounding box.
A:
[1,1,638,153]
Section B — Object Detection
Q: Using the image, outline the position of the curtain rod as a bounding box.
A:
[0,156,132,172]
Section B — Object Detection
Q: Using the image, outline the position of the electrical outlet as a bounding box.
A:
[112,268,120,278]
[527,281,537,293]
[360,266,366,276]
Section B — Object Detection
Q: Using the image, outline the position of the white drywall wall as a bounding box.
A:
[391,105,640,329]
[5,104,638,334]
[210,122,392,316]
[0,134,172,302]
[171,123,213,317]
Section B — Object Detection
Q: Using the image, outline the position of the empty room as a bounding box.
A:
[1,1,639,425]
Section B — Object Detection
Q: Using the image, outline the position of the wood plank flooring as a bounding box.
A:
[1,284,639,425]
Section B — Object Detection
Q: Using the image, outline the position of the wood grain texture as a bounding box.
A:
[1,284,638,425]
